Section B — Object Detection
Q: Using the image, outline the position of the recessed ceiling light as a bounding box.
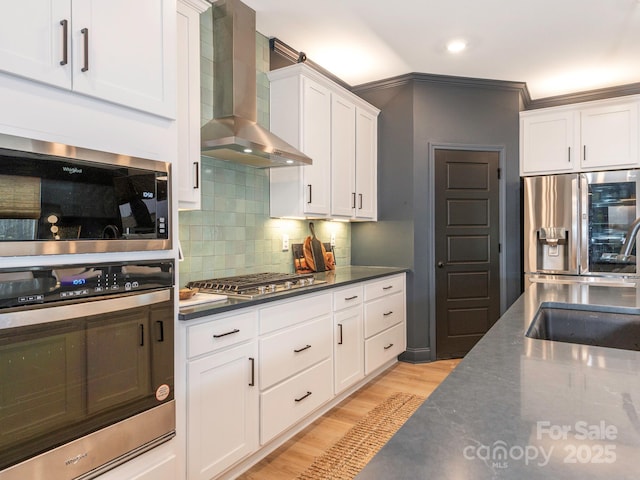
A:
[447,40,467,54]
[243,148,252,153]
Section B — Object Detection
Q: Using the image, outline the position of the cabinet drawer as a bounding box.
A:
[259,315,332,389]
[364,274,404,301]
[333,284,363,311]
[364,291,404,338]
[259,293,332,335]
[365,322,405,375]
[260,358,333,444]
[187,311,257,359]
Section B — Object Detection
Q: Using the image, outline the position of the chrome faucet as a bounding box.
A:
[619,217,640,261]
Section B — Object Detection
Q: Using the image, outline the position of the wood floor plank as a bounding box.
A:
[237,359,460,480]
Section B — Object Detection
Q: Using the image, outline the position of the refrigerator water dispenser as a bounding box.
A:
[537,227,568,272]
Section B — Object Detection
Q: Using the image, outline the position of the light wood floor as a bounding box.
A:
[238,359,461,479]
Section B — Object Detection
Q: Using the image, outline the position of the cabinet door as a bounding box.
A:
[71,0,176,118]
[301,77,331,215]
[521,111,576,175]
[355,107,377,219]
[177,0,206,209]
[334,306,364,394]
[187,342,258,480]
[331,95,356,218]
[581,102,639,170]
[0,1,71,88]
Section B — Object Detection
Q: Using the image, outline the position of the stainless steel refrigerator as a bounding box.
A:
[524,170,640,283]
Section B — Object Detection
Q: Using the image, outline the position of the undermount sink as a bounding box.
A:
[525,303,640,351]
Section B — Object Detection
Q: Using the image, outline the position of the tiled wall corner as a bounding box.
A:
[179,25,352,286]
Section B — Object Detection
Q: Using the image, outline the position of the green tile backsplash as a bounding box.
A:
[178,13,351,286]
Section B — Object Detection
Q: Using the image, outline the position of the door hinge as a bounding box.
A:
[497,168,501,180]
[498,243,502,253]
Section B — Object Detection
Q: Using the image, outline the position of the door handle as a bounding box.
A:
[59,19,69,65]
[437,261,445,268]
[81,28,89,72]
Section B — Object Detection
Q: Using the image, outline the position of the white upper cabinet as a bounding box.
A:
[0,0,176,119]
[269,68,331,217]
[330,95,357,217]
[0,1,72,89]
[520,96,640,176]
[580,102,639,170]
[354,107,378,220]
[520,110,576,175]
[177,0,210,210]
[330,97,378,220]
[269,63,379,220]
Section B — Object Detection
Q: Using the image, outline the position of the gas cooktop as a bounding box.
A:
[186,272,325,299]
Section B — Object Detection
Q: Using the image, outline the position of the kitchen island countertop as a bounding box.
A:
[357,281,640,479]
[178,265,408,321]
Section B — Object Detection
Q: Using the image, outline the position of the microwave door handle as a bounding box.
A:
[579,174,589,275]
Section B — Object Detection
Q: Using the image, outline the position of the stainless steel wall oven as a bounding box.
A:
[0,260,175,480]
[0,133,171,256]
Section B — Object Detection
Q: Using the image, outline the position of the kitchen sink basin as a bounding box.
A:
[525,303,640,351]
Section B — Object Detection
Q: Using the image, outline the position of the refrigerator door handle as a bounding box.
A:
[579,174,589,275]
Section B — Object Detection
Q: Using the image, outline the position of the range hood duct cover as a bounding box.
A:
[201,0,312,168]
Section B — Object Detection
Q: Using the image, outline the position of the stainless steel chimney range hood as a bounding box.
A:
[201,0,312,168]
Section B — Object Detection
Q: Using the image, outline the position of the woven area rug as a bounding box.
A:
[296,392,425,480]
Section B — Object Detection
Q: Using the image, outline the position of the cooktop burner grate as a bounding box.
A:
[187,272,323,298]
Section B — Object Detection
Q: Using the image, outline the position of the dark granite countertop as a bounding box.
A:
[357,282,640,479]
[178,266,408,321]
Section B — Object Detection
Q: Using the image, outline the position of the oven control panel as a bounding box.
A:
[0,260,174,309]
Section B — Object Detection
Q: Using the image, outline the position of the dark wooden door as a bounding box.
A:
[434,149,500,359]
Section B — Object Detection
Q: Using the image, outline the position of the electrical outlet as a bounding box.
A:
[330,232,336,247]
[282,234,290,251]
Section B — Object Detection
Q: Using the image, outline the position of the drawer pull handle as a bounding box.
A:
[382,285,393,290]
[295,391,312,402]
[338,323,343,345]
[249,357,255,386]
[213,328,240,339]
[383,311,393,316]
[345,295,358,301]
[294,344,312,353]
[384,343,394,350]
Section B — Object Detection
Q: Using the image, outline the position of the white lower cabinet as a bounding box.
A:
[365,322,405,375]
[184,273,406,479]
[186,310,259,480]
[333,285,364,394]
[261,358,333,444]
[363,274,407,375]
[258,293,333,444]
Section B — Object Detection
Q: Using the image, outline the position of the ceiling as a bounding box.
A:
[242,0,640,100]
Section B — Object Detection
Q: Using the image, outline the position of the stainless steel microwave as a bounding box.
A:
[0,133,171,256]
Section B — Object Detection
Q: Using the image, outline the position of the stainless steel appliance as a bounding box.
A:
[200,0,312,167]
[187,272,324,299]
[0,133,170,256]
[524,170,640,283]
[0,260,175,480]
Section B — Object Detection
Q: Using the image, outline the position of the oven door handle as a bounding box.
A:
[0,289,171,329]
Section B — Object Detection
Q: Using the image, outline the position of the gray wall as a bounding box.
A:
[351,75,523,362]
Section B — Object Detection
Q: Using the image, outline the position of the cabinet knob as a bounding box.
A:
[437,261,444,268]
